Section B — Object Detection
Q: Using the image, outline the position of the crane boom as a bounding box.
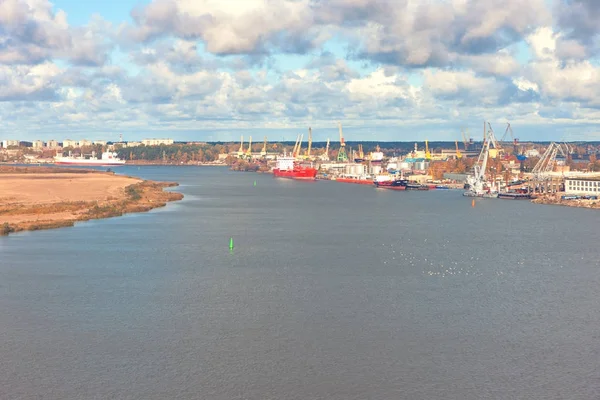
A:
[292,135,300,157]
[237,135,244,157]
[307,127,312,157]
[246,136,252,157]
[294,134,303,158]
[261,136,267,156]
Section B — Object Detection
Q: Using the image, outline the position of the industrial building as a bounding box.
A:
[564,175,600,195]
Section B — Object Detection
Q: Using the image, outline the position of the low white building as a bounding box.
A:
[142,138,174,146]
[564,175,600,195]
[32,140,44,149]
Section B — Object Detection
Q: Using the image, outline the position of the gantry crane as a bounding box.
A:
[425,140,431,160]
[337,122,348,162]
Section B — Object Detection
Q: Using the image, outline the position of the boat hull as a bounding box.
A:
[463,191,498,198]
[374,179,408,190]
[497,192,532,200]
[336,177,373,185]
[273,168,317,180]
[54,160,126,166]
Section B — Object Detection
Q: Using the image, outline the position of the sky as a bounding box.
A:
[1,0,600,142]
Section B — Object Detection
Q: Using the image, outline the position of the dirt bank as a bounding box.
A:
[0,167,183,235]
[531,193,600,210]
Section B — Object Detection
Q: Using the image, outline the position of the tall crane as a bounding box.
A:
[245,136,252,158]
[500,122,520,156]
[322,138,330,161]
[425,140,431,160]
[293,134,304,158]
[461,129,470,150]
[306,127,312,158]
[455,141,462,159]
[532,142,570,180]
[337,122,348,162]
[291,135,300,157]
[466,131,492,195]
[260,136,267,157]
[237,135,244,157]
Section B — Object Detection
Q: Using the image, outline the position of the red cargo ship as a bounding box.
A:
[272,156,317,180]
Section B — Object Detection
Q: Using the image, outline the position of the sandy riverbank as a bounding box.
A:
[0,166,183,235]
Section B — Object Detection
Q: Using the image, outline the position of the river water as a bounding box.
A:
[1,166,599,399]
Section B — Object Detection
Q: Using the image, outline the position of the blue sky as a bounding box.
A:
[0,0,599,142]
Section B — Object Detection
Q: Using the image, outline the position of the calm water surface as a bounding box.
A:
[1,166,599,399]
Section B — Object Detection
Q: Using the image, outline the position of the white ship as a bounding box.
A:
[54,151,126,166]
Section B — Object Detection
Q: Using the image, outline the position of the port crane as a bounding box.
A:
[532,142,570,180]
[237,135,244,158]
[293,134,304,158]
[425,140,431,160]
[306,127,312,158]
[461,129,471,151]
[484,122,504,158]
[337,122,348,162]
[260,136,267,157]
[455,141,462,159]
[321,138,330,161]
[245,136,252,158]
[466,129,494,196]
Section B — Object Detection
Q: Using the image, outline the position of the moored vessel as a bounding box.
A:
[54,151,126,166]
[272,155,317,180]
[335,174,374,185]
[497,192,532,200]
[373,175,408,190]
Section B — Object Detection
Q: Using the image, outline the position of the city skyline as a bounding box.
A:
[1,0,599,142]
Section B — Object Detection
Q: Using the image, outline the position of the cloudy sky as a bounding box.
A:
[1,0,599,142]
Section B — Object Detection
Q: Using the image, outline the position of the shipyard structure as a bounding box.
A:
[230,122,600,201]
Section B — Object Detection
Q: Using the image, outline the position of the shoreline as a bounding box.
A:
[531,193,600,209]
[0,166,183,236]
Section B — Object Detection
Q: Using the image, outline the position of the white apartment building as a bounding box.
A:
[1,140,19,148]
[93,140,107,146]
[142,138,174,146]
[46,140,59,148]
[32,140,44,149]
[564,176,600,195]
[62,139,78,148]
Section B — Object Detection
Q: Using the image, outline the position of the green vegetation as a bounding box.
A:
[1,222,13,235]
[125,184,142,201]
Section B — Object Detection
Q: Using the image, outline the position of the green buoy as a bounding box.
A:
[229,237,234,250]
[253,180,257,186]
